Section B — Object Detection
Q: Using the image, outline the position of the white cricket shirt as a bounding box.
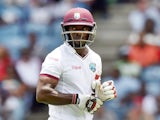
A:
[40,43,102,120]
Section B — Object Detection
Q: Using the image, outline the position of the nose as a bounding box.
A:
[75,32,81,35]
[72,33,82,39]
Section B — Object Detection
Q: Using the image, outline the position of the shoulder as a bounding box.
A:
[43,45,65,64]
[47,44,65,58]
[89,48,101,60]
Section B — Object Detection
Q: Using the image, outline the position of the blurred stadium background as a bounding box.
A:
[0,0,160,120]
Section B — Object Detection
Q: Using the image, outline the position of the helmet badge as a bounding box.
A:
[74,13,80,20]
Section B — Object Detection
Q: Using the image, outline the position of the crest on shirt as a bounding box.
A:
[74,13,80,20]
[89,63,96,72]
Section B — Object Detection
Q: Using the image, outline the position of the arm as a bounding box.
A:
[36,75,103,113]
[36,75,73,105]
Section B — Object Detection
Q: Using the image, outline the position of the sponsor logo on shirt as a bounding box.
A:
[48,57,59,61]
[72,65,81,70]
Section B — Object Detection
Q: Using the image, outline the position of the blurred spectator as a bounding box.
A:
[28,32,47,60]
[0,44,45,119]
[0,46,12,81]
[140,62,160,96]
[27,0,71,55]
[128,18,160,67]
[128,0,150,33]
[126,81,147,120]
[1,0,29,25]
[0,66,27,120]
[26,0,51,36]
[0,0,29,61]
[128,32,159,68]
[147,0,160,34]
[0,0,70,62]
[29,0,51,25]
[115,45,142,77]
[102,68,141,120]
[26,0,72,35]
[27,31,63,61]
[14,47,41,117]
[141,94,158,120]
[125,16,160,119]
[129,0,160,34]
[15,47,41,90]
[141,18,160,46]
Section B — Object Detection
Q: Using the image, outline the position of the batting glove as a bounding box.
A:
[92,80,117,102]
[72,94,103,114]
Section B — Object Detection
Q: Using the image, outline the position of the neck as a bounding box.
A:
[75,48,88,57]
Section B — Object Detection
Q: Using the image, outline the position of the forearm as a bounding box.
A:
[36,84,74,105]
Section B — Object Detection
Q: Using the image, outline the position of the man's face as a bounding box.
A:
[67,25,91,48]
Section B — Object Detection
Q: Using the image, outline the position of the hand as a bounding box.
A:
[92,80,117,101]
[73,94,103,114]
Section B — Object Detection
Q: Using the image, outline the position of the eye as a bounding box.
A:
[72,27,76,30]
[68,26,76,31]
[83,27,90,31]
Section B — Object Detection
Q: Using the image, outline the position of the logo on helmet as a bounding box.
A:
[74,13,80,20]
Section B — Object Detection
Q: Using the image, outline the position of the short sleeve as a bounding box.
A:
[40,52,63,80]
[93,53,102,80]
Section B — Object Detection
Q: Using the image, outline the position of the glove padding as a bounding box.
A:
[92,80,117,101]
[76,94,103,114]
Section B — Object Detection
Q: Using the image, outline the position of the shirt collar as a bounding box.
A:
[64,42,90,56]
